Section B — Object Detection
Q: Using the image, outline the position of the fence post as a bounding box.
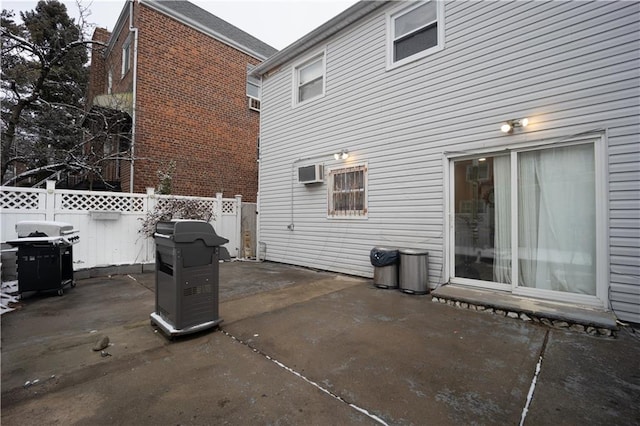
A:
[215,193,223,226]
[145,187,156,265]
[235,195,242,259]
[45,180,56,221]
[146,187,156,214]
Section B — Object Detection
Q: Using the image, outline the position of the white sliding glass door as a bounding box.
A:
[450,138,604,306]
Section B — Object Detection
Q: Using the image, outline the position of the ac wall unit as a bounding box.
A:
[248,96,260,112]
[298,164,324,184]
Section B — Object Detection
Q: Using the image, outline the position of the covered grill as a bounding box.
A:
[7,221,79,296]
[150,220,228,338]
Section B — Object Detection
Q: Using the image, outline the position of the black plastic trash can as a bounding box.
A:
[370,247,399,289]
[150,220,228,338]
[398,248,429,294]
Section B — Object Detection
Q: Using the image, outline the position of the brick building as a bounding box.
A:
[85,0,276,201]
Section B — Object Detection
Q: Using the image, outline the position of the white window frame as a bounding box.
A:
[443,133,608,308]
[121,36,132,77]
[327,163,368,219]
[386,0,445,70]
[292,49,326,107]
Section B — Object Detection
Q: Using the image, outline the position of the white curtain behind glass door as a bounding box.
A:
[493,156,511,284]
[518,144,596,295]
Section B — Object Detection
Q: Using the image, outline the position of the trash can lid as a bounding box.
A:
[399,248,429,255]
[372,246,399,253]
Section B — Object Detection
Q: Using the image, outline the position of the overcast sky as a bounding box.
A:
[2,0,359,50]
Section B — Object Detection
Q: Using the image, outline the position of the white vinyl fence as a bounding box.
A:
[0,181,242,271]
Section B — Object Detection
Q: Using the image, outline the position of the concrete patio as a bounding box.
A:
[1,261,639,425]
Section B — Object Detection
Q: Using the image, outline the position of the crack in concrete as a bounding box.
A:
[220,329,389,425]
[520,329,550,426]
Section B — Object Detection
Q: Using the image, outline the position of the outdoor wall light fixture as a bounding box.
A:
[500,118,529,133]
[334,149,349,160]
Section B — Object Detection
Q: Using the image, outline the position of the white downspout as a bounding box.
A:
[128,0,139,193]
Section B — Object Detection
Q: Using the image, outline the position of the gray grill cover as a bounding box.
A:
[155,220,228,246]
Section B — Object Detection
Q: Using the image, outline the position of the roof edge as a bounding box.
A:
[105,1,132,54]
[252,1,388,76]
[140,0,272,61]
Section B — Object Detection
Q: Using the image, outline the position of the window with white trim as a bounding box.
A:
[387,1,443,68]
[293,52,325,106]
[122,37,131,77]
[328,164,367,218]
[247,64,261,111]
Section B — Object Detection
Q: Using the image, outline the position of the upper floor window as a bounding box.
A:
[293,51,325,106]
[122,37,131,77]
[328,164,368,218]
[387,1,444,69]
[247,64,261,111]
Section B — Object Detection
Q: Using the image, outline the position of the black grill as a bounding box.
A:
[7,221,79,297]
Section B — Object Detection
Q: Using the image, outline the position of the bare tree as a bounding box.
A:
[0,0,126,188]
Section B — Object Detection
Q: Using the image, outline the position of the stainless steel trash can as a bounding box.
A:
[370,247,399,289]
[399,249,429,294]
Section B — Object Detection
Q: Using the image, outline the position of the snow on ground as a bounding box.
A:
[1,280,19,315]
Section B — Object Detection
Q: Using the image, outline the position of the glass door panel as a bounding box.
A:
[453,156,511,284]
[517,143,596,295]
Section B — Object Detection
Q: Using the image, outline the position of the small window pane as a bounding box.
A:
[394,23,438,62]
[394,2,437,38]
[299,78,323,102]
[122,43,130,74]
[299,58,323,85]
[247,65,261,99]
[295,54,325,105]
[247,82,260,98]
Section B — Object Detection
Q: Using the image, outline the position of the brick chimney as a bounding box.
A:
[87,27,111,109]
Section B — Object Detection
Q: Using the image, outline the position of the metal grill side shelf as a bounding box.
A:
[150,220,228,338]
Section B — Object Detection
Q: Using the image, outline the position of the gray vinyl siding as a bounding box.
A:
[258,1,640,322]
[608,125,640,323]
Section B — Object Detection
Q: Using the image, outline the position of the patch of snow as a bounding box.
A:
[1,280,19,315]
[520,355,543,426]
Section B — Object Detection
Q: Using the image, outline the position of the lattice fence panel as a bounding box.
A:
[222,200,236,215]
[156,197,216,212]
[1,190,40,210]
[155,196,217,219]
[60,193,145,212]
